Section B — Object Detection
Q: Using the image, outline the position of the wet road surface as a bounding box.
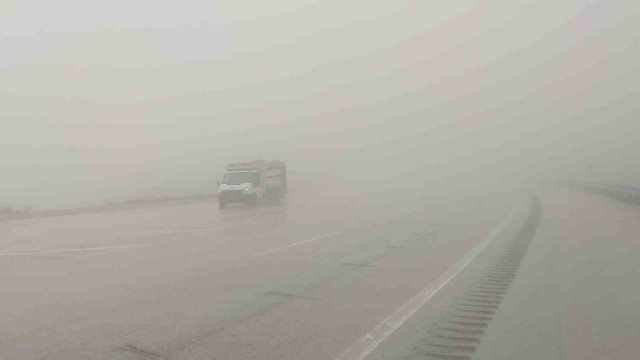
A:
[1,186,638,360]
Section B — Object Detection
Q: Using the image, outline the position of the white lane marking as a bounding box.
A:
[0,244,147,257]
[149,227,219,235]
[332,200,525,360]
[77,244,151,258]
[252,231,341,257]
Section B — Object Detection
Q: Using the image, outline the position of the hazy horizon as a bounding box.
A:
[3,0,639,209]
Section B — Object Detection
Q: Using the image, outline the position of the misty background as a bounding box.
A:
[2,0,639,209]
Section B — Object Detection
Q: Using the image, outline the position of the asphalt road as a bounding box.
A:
[1,186,638,360]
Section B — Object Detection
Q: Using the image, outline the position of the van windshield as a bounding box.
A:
[222,171,259,185]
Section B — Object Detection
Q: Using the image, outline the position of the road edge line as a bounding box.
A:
[331,196,529,360]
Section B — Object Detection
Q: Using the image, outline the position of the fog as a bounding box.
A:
[2,0,639,209]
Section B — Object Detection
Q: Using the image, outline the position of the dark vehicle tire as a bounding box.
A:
[266,187,283,202]
[245,195,258,206]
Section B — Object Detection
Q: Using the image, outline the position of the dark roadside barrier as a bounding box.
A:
[569,180,640,206]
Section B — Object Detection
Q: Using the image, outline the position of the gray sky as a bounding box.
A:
[2,0,640,208]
